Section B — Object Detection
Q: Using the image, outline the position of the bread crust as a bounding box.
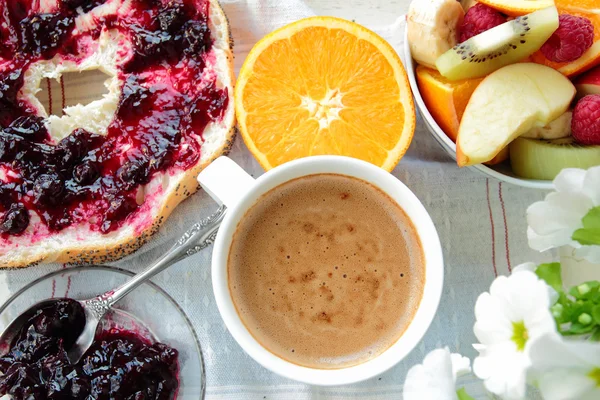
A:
[0,0,236,269]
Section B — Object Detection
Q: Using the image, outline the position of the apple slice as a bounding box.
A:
[574,66,600,98]
[456,63,576,167]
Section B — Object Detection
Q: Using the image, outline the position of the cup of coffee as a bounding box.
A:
[198,156,443,386]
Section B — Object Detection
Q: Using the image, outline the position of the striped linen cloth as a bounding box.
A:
[0,0,551,398]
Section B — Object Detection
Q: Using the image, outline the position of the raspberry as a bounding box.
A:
[458,4,506,43]
[541,15,594,63]
[571,95,600,145]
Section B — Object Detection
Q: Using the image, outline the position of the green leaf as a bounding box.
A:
[536,263,563,293]
[568,322,596,334]
[556,293,576,324]
[569,281,600,300]
[456,387,475,400]
[584,207,600,230]
[560,330,581,336]
[573,206,600,246]
[557,292,572,308]
[573,229,600,246]
[591,328,600,342]
[570,301,593,323]
[593,305,600,325]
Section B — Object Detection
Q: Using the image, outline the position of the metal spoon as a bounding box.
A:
[0,205,226,364]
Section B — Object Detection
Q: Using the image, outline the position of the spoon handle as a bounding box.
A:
[104,205,227,308]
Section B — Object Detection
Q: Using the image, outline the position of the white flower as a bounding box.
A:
[529,333,600,400]
[472,270,557,400]
[512,262,560,303]
[527,166,600,264]
[512,262,537,274]
[403,347,471,400]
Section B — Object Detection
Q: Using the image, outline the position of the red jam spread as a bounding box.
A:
[0,0,229,236]
[0,299,179,399]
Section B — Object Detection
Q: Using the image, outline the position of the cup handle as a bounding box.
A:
[197,156,256,208]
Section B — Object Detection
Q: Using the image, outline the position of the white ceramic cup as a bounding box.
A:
[198,156,444,386]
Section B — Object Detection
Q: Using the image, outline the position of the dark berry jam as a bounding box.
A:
[61,0,107,14]
[0,67,28,127]
[19,13,75,59]
[0,0,229,237]
[0,299,179,400]
[0,204,29,234]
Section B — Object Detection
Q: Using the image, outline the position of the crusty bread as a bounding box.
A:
[0,0,235,268]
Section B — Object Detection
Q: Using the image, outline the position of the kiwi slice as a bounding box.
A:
[510,137,600,180]
[436,6,559,80]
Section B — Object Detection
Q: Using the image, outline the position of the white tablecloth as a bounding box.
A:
[0,0,554,398]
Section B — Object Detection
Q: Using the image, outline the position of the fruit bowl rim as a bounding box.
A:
[402,28,554,190]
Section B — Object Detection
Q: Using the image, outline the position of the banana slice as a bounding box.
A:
[407,0,465,69]
[521,111,572,140]
[461,0,478,11]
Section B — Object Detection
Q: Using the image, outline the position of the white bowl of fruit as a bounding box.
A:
[404,0,600,189]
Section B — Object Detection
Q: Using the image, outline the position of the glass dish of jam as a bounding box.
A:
[0,266,204,399]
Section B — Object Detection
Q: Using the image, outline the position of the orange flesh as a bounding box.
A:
[237,19,415,171]
[416,66,483,142]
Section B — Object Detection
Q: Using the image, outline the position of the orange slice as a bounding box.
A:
[416,65,483,142]
[477,0,554,17]
[485,146,509,165]
[530,0,600,77]
[235,17,416,171]
[478,0,554,16]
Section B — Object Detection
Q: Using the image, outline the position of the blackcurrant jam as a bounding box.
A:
[0,0,229,236]
[0,299,179,400]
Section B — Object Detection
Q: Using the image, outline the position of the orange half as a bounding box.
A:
[235,17,416,171]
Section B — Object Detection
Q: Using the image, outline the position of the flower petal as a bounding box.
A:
[512,262,537,274]
[579,388,600,400]
[535,367,597,400]
[529,167,600,254]
[472,272,559,400]
[474,272,556,348]
[527,205,591,251]
[526,193,591,252]
[545,192,594,217]
[494,271,553,324]
[582,166,600,206]
[403,348,458,400]
[575,245,600,264]
[528,227,571,253]
[474,291,513,345]
[528,192,591,236]
[529,333,600,369]
[450,353,471,380]
[531,334,600,400]
[473,343,529,400]
[553,168,586,193]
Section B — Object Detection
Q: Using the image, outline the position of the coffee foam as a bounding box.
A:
[228,174,425,369]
